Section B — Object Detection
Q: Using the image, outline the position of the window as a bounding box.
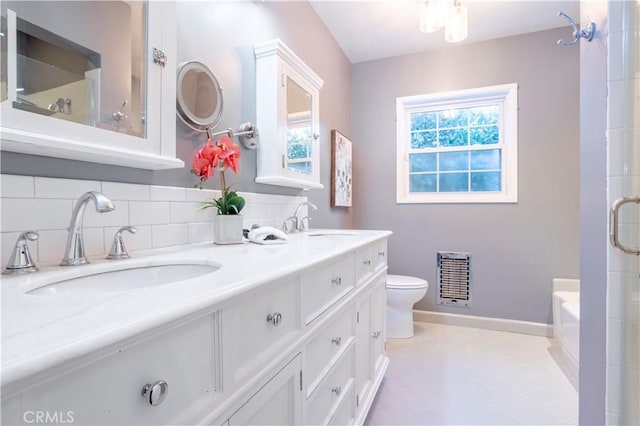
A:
[396,84,518,203]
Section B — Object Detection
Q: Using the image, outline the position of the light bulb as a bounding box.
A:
[420,0,452,33]
[445,4,468,43]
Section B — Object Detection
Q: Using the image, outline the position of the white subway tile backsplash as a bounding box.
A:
[606,318,623,366]
[170,202,214,224]
[151,224,188,248]
[36,229,68,264]
[185,188,219,202]
[35,177,101,199]
[187,222,215,244]
[608,32,624,82]
[1,199,71,232]
[130,202,171,225]
[1,175,34,198]
[608,129,625,178]
[102,181,149,201]
[77,200,129,228]
[608,80,625,130]
[1,177,304,264]
[83,228,105,258]
[150,185,187,202]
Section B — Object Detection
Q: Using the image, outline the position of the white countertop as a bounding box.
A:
[1,229,390,387]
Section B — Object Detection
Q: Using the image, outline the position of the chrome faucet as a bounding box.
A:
[3,231,39,275]
[61,191,115,266]
[282,201,318,233]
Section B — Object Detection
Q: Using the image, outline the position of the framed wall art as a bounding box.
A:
[331,129,353,207]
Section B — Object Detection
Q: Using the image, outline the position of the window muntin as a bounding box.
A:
[396,84,518,203]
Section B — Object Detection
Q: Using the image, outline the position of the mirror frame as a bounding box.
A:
[176,60,223,133]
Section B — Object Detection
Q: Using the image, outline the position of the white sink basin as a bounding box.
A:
[26,263,220,296]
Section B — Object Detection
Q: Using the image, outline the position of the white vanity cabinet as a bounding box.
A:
[0,1,183,170]
[1,313,221,426]
[1,234,390,426]
[228,354,303,426]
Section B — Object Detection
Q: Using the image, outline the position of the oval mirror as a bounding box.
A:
[176,61,223,132]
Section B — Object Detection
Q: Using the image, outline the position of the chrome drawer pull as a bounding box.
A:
[141,380,168,406]
[331,276,342,286]
[378,251,385,257]
[363,259,371,266]
[266,312,283,326]
[331,386,342,396]
[371,331,381,339]
[331,336,342,346]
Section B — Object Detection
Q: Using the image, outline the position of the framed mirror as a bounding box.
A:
[254,39,324,190]
[176,61,223,133]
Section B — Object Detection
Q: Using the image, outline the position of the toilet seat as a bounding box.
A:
[386,274,428,290]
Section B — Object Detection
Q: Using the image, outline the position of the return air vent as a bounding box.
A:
[437,252,471,307]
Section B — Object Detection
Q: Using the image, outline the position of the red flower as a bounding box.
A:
[215,135,241,173]
[192,151,212,179]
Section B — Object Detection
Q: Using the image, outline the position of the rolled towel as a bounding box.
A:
[247,226,289,245]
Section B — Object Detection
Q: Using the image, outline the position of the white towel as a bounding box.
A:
[247,226,289,245]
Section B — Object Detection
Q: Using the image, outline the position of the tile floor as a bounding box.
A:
[364,322,578,425]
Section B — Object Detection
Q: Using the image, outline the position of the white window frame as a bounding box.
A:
[396,83,518,204]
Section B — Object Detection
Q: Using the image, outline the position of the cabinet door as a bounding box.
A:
[371,277,387,373]
[229,354,302,426]
[355,292,373,410]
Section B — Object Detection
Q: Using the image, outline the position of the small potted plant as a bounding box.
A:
[192,135,245,244]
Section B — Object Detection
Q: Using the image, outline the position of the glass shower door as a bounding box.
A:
[606,1,639,424]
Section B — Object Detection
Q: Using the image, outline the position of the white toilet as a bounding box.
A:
[386,274,429,338]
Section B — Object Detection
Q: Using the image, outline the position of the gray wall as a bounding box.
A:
[1,1,353,229]
[351,27,580,324]
[578,1,607,423]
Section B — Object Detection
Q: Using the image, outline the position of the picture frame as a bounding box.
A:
[330,129,353,207]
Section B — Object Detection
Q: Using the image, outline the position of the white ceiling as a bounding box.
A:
[309,0,580,63]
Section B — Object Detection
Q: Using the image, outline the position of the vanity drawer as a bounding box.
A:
[356,240,387,285]
[2,314,219,426]
[373,239,388,273]
[329,382,355,426]
[222,278,300,389]
[301,254,355,325]
[356,245,374,285]
[306,344,355,426]
[304,304,355,397]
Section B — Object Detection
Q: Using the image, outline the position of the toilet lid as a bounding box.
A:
[386,274,428,290]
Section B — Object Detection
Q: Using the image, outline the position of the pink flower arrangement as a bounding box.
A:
[191,135,245,215]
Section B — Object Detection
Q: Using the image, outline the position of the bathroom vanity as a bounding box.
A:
[1,230,390,425]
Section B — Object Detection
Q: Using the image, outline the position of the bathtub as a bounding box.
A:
[552,279,580,371]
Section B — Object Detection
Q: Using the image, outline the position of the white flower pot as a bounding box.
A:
[213,214,244,245]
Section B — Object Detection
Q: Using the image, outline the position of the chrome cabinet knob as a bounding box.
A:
[363,259,371,266]
[331,336,342,346]
[331,276,342,286]
[267,312,283,326]
[331,386,342,396]
[371,331,381,339]
[141,380,168,406]
[378,251,385,257]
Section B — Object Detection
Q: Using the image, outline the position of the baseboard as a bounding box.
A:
[413,310,553,337]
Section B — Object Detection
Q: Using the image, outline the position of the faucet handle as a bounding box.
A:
[298,216,312,232]
[107,226,136,260]
[282,216,298,234]
[3,231,39,275]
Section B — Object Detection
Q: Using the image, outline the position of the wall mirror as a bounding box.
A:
[176,60,223,133]
[254,39,324,189]
[0,1,183,170]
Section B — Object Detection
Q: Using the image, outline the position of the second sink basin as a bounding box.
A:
[26,263,220,296]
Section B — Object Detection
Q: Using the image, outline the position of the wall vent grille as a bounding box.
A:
[437,252,471,308]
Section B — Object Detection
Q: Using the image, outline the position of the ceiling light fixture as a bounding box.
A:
[445,1,468,43]
[419,0,468,43]
[419,0,452,33]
